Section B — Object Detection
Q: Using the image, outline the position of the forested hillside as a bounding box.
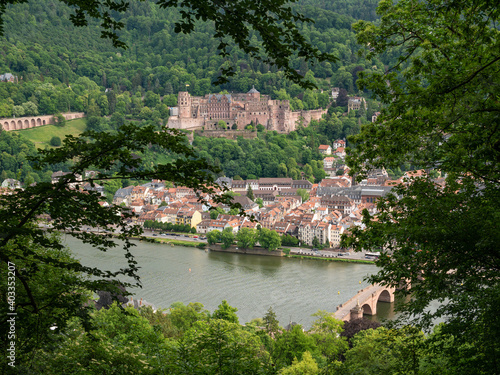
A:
[0,0,386,185]
[0,0,388,105]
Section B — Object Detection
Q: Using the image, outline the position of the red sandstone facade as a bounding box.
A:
[168,87,325,133]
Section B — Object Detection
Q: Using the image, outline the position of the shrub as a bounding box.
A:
[50,136,62,147]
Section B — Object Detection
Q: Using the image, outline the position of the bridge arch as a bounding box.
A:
[362,303,374,315]
[36,118,41,126]
[24,119,29,129]
[31,118,35,127]
[335,284,397,322]
[378,289,394,303]
[17,120,22,129]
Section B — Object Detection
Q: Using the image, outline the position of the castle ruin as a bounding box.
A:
[167,87,326,133]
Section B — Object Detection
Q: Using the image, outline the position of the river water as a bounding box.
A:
[64,235,392,328]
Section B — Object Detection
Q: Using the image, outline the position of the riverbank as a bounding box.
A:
[140,234,376,263]
[207,244,284,257]
[149,237,200,248]
[285,254,374,264]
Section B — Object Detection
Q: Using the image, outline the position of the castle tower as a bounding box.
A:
[247,85,260,100]
[178,91,191,118]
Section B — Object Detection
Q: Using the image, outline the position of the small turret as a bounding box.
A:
[350,299,363,320]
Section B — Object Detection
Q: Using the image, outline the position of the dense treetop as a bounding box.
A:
[344,0,500,372]
[0,0,391,101]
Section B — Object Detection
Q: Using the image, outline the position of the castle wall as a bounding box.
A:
[195,130,258,140]
[288,109,326,130]
[166,90,327,134]
[167,116,204,130]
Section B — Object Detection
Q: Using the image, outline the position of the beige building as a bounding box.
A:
[347,96,367,113]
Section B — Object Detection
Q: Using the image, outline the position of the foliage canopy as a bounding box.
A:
[0,0,335,88]
[344,0,500,370]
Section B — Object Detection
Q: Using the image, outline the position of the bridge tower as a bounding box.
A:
[350,300,363,320]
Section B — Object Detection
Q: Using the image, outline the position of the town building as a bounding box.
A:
[0,73,16,83]
[347,96,367,113]
[333,139,346,150]
[318,144,332,155]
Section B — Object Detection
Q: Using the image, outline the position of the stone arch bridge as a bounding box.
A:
[334,284,396,322]
[1,112,85,131]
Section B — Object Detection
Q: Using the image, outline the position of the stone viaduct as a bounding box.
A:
[1,112,85,131]
[334,284,396,322]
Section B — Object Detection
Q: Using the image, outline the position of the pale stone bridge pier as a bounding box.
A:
[334,284,396,322]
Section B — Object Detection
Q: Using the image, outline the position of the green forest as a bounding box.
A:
[0,0,387,118]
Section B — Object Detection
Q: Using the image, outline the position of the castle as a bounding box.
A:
[167,87,326,132]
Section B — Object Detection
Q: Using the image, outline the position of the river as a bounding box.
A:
[64,235,393,328]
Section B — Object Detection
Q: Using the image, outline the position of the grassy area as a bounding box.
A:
[153,238,203,247]
[286,254,375,264]
[13,118,87,149]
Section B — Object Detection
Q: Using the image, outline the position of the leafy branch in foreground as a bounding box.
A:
[343,0,500,371]
[0,124,233,366]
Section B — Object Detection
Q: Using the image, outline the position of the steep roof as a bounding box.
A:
[248,85,259,94]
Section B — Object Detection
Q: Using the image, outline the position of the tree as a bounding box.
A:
[212,300,239,324]
[336,88,348,107]
[236,227,257,249]
[49,136,61,147]
[29,303,169,373]
[0,124,235,369]
[12,105,25,117]
[169,301,209,334]
[0,0,334,89]
[342,326,425,375]
[296,188,309,202]
[22,101,38,116]
[263,306,280,335]
[340,318,381,346]
[210,206,225,219]
[172,318,267,374]
[279,351,319,375]
[255,198,264,208]
[310,310,348,373]
[220,227,234,249]
[273,324,318,369]
[206,230,222,245]
[281,234,299,247]
[312,236,320,249]
[246,185,255,201]
[277,162,288,177]
[344,0,500,370]
[258,228,281,251]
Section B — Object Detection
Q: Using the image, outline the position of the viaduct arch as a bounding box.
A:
[1,112,85,131]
